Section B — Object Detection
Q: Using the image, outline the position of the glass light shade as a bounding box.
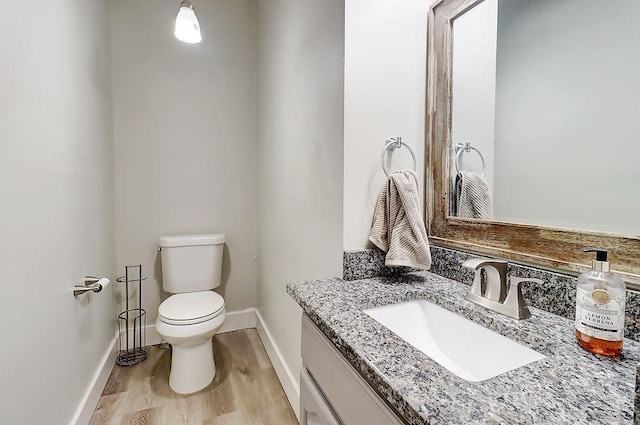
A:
[175,3,201,44]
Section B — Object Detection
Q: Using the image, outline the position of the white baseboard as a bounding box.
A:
[69,332,118,425]
[145,323,164,346]
[255,310,300,420]
[116,322,164,347]
[131,308,259,347]
[219,308,257,333]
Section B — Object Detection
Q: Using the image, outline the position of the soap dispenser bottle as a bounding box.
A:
[575,249,626,356]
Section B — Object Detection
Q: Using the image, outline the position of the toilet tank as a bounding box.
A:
[158,234,226,294]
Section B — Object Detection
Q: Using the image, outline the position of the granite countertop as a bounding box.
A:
[287,271,640,424]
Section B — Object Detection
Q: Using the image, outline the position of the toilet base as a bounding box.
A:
[169,339,216,394]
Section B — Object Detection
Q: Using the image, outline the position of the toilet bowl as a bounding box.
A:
[156,234,226,395]
[156,291,226,394]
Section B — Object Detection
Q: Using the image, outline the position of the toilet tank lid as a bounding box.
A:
[158,234,226,248]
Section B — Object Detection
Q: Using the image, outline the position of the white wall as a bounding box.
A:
[111,0,258,324]
[451,0,497,200]
[0,1,116,424]
[256,0,344,406]
[343,0,431,250]
[493,0,640,234]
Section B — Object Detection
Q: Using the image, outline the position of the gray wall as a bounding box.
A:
[111,0,259,322]
[0,1,116,423]
[452,0,497,199]
[493,0,640,234]
[343,0,430,250]
[256,0,345,410]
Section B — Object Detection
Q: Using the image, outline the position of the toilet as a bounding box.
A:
[155,233,226,394]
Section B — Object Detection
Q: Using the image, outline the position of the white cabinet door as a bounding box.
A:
[300,368,342,425]
[301,315,405,425]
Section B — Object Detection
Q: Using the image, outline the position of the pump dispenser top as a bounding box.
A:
[584,248,610,272]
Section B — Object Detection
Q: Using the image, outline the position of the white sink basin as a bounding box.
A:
[364,300,546,382]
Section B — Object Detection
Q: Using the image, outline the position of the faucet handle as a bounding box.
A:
[503,277,543,320]
[461,258,508,302]
[509,277,543,289]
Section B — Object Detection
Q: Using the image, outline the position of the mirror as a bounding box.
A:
[426,0,640,287]
[449,0,640,235]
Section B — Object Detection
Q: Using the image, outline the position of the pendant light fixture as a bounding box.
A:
[174,1,202,44]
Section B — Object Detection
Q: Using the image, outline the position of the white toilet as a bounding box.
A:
[155,233,226,394]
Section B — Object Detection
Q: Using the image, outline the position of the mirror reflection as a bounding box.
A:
[450,0,640,235]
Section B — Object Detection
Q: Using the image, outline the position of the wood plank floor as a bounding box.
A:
[89,329,298,425]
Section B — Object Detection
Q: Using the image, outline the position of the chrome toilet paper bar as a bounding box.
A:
[73,276,110,297]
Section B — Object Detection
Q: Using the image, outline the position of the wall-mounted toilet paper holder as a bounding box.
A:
[73,276,110,297]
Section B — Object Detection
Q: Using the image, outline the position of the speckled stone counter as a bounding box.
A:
[345,247,640,342]
[288,272,640,424]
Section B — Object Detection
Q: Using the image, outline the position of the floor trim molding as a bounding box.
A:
[140,308,259,346]
[255,310,300,420]
[220,308,258,334]
[69,332,118,425]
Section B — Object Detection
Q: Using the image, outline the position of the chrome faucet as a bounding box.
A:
[461,258,542,320]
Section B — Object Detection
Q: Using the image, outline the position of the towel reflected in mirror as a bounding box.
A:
[454,171,493,220]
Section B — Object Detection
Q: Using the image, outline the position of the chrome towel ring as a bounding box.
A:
[455,142,486,177]
[381,137,417,177]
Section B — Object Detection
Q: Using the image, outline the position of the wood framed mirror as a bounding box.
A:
[426,0,640,287]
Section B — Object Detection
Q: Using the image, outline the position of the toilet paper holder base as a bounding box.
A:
[73,276,107,296]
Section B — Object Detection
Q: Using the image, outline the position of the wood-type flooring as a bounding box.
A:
[89,329,298,425]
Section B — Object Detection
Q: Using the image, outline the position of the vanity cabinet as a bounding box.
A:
[300,368,341,425]
[300,315,405,425]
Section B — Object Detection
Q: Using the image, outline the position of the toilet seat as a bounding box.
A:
[159,291,225,325]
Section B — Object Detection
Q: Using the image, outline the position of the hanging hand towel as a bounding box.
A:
[369,170,432,270]
[454,171,493,219]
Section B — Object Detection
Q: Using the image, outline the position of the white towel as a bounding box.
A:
[454,171,493,219]
[369,170,432,270]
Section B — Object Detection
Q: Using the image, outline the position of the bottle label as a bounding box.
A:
[575,287,625,341]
